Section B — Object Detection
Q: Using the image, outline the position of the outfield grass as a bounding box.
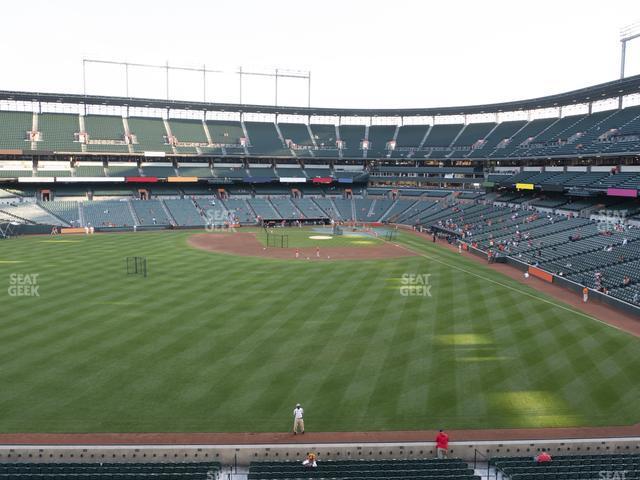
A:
[0,229,638,433]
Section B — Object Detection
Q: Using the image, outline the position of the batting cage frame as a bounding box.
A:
[126,256,148,278]
[384,230,398,241]
[0,222,15,239]
[264,229,289,248]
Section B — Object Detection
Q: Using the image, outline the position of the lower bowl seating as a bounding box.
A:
[0,461,221,479]
[491,454,640,480]
[248,459,479,480]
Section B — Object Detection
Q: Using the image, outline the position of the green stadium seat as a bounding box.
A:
[0,111,33,149]
[36,113,82,152]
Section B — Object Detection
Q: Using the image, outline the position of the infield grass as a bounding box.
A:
[0,229,638,433]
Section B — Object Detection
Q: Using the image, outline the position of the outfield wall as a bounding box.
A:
[0,438,639,465]
[0,223,56,237]
[503,255,640,318]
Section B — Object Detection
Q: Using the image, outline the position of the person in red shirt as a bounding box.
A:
[535,450,552,463]
[435,429,449,459]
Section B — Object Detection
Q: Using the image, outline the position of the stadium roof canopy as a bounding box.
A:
[1,74,640,117]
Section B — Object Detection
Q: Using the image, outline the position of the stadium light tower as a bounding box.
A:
[82,58,311,108]
[620,21,640,79]
[82,58,224,102]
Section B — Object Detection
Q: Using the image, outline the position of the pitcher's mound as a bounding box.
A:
[188,232,417,260]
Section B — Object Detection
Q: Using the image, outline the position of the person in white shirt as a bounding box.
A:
[293,403,304,435]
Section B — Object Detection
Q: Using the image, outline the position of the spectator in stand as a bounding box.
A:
[623,276,631,286]
[302,452,317,467]
[535,450,552,463]
[595,272,602,290]
[435,429,449,459]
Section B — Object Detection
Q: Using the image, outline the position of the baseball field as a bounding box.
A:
[0,228,638,434]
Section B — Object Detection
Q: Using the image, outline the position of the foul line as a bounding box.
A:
[395,236,636,337]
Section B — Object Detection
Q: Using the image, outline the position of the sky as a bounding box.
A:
[1,0,640,110]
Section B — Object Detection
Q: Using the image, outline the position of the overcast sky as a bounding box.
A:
[1,0,640,109]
